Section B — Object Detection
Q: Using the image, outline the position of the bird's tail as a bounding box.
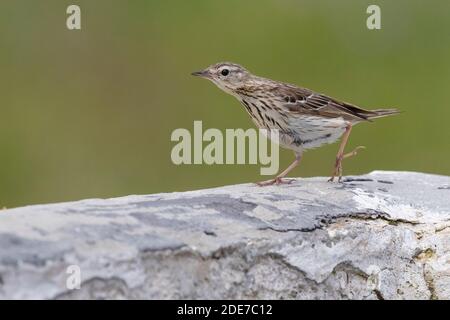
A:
[367,108,401,120]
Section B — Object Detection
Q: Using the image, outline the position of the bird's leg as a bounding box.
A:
[257,152,302,186]
[328,123,365,182]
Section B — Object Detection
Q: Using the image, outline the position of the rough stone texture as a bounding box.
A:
[0,171,449,300]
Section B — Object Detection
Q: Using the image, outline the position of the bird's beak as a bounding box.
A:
[191,69,210,78]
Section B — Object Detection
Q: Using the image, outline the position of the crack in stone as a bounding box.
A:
[373,289,385,300]
[422,265,438,300]
[258,210,422,234]
[342,212,421,227]
[257,226,316,233]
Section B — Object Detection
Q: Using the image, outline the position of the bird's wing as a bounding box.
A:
[273,85,376,122]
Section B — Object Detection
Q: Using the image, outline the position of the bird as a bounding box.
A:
[191,62,399,186]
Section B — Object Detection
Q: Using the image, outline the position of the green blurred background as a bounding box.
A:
[0,0,449,208]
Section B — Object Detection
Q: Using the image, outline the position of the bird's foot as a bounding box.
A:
[343,146,366,159]
[327,175,343,183]
[328,146,365,183]
[256,177,294,187]
[328,155,343,183]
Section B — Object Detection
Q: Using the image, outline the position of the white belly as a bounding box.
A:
[287,115,348,149]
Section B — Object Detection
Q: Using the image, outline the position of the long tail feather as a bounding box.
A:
[367,108,400,120]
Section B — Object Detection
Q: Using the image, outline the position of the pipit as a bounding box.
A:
[192,62,399,186]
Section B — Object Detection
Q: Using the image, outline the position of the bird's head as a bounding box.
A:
[191,62,252,95]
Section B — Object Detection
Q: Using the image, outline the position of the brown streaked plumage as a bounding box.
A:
[192,62,399,185]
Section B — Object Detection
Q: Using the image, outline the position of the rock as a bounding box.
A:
[0,171,449,299]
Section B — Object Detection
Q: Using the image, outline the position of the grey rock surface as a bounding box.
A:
[0,171,449,299]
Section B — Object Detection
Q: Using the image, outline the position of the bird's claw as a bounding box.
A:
[328,146,366,183]
[343,146,366,159]
[256,177,294,187]
[327,176,344,183]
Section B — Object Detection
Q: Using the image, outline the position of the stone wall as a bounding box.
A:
[0,171,449,299]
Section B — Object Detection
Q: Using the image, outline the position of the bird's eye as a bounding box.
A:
[221,69,230,76]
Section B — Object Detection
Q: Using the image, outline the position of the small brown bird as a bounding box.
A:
[192,62,399,186]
